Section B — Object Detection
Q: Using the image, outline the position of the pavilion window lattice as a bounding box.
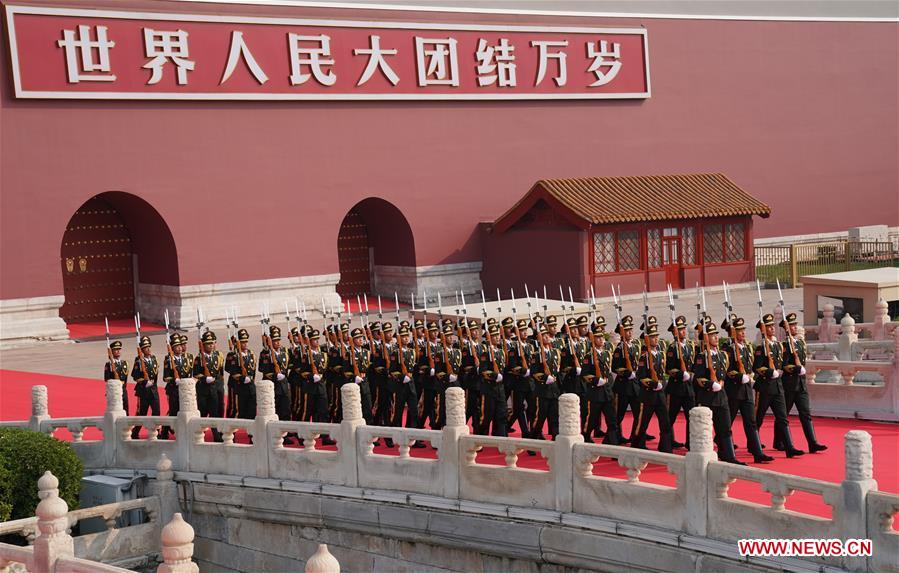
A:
[726,223,745,261]
[703,224,724,263]
[647,228,661,268]
[681,226,696,265]
[618,230,641,270]
[593,232,615,274]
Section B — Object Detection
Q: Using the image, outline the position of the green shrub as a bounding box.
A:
[0,428,83,520]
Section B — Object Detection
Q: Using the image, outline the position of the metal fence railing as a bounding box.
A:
[754,240,897,287]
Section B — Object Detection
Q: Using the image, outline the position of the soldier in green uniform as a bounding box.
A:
[721,316,773,463]
[612,316,641,444]
[103,340,129,414]
[633,324,673,452]
[225,328,256,420]
[288,327,306,422]
[665,316,695,449]
[259,326,292,421]
[420,321,444,430]
[477,324,508,436]
[437,324,463,428]
[299,328,330,424]
[369,322,391,427]
[346,328,373,424]
[529,323,561,441]
[160,334,193,440]
[389,324,418,433]
[130,335,160,438]
[506,318,534,437]
[582,322,619,444]
[753,313,805,458]
[194,331,225,442]
[459,318,482,424]
[323,325,344,423]
[774,313,827,453]
[691,322,743,465]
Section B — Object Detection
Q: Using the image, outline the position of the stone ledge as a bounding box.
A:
[0,294,70,348]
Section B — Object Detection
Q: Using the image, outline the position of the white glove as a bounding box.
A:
[799,366,806,376]
[175,378,183,386]
[655,382,663,391]
[313,374,322,383]
[682,371,691,382]
[741,374,751,385]
[146,380,155,387]
[243,374,252,383]
[495,373,503,383]
[429,368,435,377]
[628,372,636,381]
[711,382,722,392]
[449,374,458,383]
[205,376,214,383]
[597,377,607,386]
[524,368,530,377]
[276,373,285,381]
[771,369,781,379]
[403,375,411,384]
[575,366,582,376]
[547,375,556,385]
[354,376,363,384]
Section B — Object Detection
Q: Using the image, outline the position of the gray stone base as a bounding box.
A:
[372,262,482,305]
[0,295,70,349]
[137,274,342,329]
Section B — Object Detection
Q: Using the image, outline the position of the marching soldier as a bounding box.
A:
[460,318,482,424]
[259,326,292,422]
[612,316,641,444]
[160,334,193,440]
[369,322,392,427]
[225,329,256,420]
[691,322,744,465]
[130,335,160,439]
[774,313,827,453]
[390,324,419,436]
[346,328,373,424]
[529,323,561,442]
[299,329,333,444]
[288,327,306,422]
[437,324,463,428]
[419,321,444,430]
[103,340,129,414]
[194,331,225,442]
[582,321,619,444]
[721,316,773,463]
[633,324,673,452]
[324,325,345,423]
[588,316,611,439]
[665,316,695,449]
[477,324,508,436]
[506,318,534,437]
[753,313,805,458]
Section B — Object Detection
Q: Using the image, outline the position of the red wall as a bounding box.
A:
[1,0,897,300]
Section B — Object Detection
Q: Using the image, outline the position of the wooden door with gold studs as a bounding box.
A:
[336,208,371,298]
[60,196,135,322]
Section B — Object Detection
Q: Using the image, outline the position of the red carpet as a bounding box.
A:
[2,369,897,521]
[66,319,166,340]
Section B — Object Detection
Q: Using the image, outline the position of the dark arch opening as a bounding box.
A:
[60,192,178,323]
[336,198,415,298]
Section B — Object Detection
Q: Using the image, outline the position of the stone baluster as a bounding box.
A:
[32,472,74,572]
[157,513,199,573]
[441,386,469,499]
[840,430,877,573]
[175,379,200,472]
[305,544,340,573]
[684,406,715,536]
[872,299,889,340]
[29,385,50,433]
[819,303,836,342]
[838,314,858,363]
[554,393,583,513]
[339,383,364,488]
[150,453,180,529]
[104,379,127,467]
[252,380,277,478]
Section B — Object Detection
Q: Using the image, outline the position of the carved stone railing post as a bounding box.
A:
[157,513,199,573]
[29,385,50,433]
[819,303,836,342]
[441,387,469,499]
[555,393,583,513]
[840,430,877,573]
[340,383,364,487]
[175,380,199,472]
[839,314,858,362]
[684,406,715,536]
[305,544,340,573]
[104,380,126,467]
[32,472,74,572]
[150,453,179,529]
[872,299,889,340]
[253,380,278,478]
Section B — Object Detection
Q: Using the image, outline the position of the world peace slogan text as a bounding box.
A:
[5,5,651,100]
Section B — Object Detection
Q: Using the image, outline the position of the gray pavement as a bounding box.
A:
[0,284,803,381]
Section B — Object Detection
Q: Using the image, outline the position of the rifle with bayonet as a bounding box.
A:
[611,285,633,374]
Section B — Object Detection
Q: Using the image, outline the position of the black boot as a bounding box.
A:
[718,436,746,465]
